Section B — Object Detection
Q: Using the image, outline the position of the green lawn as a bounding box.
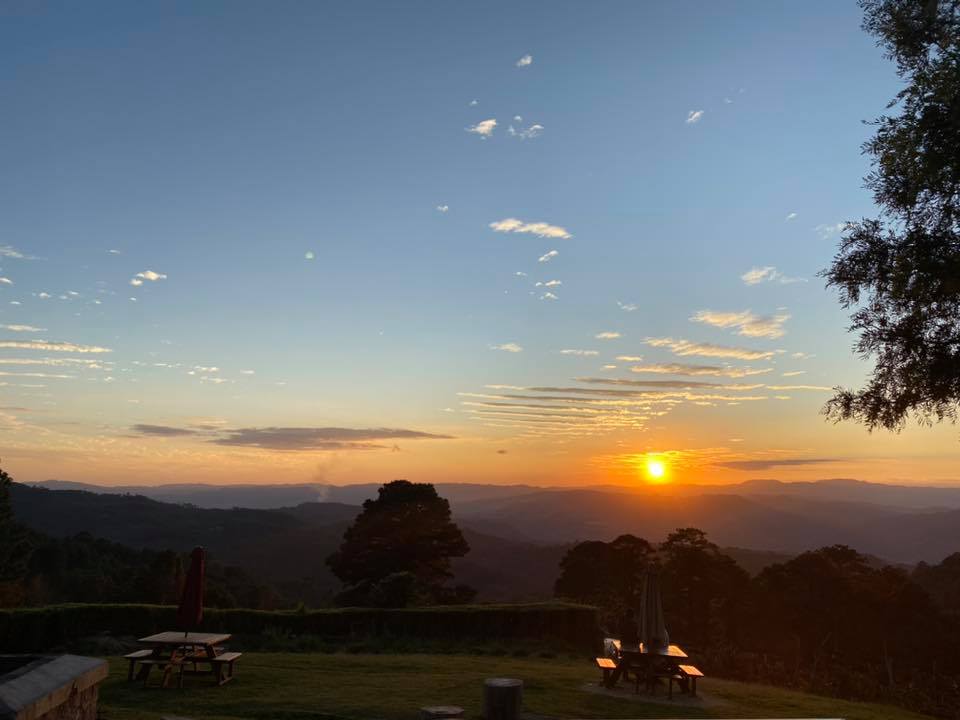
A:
[98,653,935,720]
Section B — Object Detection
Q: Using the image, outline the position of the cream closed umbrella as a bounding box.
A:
[639,570,669,653]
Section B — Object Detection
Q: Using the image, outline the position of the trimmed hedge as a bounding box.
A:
[0,602,599,653]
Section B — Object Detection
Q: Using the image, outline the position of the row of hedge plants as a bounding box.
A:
[0,601,599,653]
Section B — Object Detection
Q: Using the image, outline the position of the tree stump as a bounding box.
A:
[420,706,464,720]
[483,678,522,720]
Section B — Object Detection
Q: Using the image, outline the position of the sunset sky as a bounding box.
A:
[3,0,959,488]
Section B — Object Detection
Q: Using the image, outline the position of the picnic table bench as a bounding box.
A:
[126,631,242,688]
[598,637,704,699]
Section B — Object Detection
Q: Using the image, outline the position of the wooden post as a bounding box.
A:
[483,678,522,720]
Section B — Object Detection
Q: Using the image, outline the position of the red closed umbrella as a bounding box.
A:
[177,546,205,636]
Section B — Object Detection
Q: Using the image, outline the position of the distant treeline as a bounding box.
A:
[555,529,960,720]
[0,531,284,610]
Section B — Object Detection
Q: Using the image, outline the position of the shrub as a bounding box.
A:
[0,601,598,653]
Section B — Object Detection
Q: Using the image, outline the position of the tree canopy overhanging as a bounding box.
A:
[823,0,960,431]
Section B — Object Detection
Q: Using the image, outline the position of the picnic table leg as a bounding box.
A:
[136,647,161,684]
[605,660,625,688]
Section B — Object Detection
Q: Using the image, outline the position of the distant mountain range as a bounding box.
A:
[13,478,960,602]
[27,479,541,509]
[9,483,568,602]
[30,477,960,512]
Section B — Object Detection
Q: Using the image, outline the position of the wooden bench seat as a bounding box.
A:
[209,651,242,685]
[136,656,187,689]
[124,649,153,681]
[677,664,704,696]
[594,656,616,684]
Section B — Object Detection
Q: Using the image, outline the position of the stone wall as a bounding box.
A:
[37,683,99,720]
[0,655,108,720]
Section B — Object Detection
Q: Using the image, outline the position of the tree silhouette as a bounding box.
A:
[555,534,655,613]
[326,480,471,606]
[0,468,30,604]
[823,0,960,430]
[659,528,749,647]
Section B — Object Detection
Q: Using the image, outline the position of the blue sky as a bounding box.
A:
[2,1,958,487]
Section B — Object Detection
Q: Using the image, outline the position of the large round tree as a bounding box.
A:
[326,480,471,606]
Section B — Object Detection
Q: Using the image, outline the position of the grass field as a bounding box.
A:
[98,653,936,720]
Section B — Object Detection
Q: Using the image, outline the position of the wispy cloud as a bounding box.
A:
[436,205,449,213]
[595,331,621,340]
[785,212,797,221]
[490,218,572,240]
[0,245,38,260]
[491,343,523,353]
[538,250,559,263]
[515,54,533,67]
[130,270,167,287]
[686,110,704,124]
[131,423,453,450]
[765,384,832,391]
[132,424,201,437]
[0,278,13,286]
[466,119,497,137]
[645,337,775,360]
[617,301,638,312]
[508,123,544,140]
[540,292,558,301]
[0,340,112,353]
[815,222,847,239]
[629,363,773,378]
[212,426,453,451]
[716,457,839,471]
[691,309,790,339]
[0,371,73,379]
[576,377,753,390]
[740,266,806,285]
[782,370,806,377]
[0,324,46,333]
[560,349,598,356]
[0,357,108,368]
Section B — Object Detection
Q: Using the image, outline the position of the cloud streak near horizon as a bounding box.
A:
[130,424,454,451]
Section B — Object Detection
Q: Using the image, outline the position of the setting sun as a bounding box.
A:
[645,458,667,482]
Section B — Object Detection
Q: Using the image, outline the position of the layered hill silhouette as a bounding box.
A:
[31,476,960,511]
[12,479,960,602]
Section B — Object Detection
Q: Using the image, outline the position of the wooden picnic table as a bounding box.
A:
[604,638,689,690]
[139,631,232,659]
[133,632,235,688]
